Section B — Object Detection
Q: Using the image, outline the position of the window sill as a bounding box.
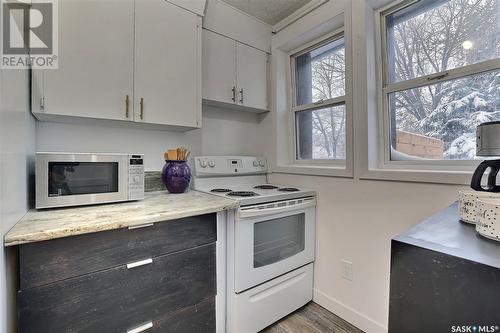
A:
[273,164,474,185]
[272,164,353,178]
[359,168,473,185]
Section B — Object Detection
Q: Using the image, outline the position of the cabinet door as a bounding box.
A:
[236,43,268,111]
[135,0,201,128]
[19,244,216,333]
[33,0,134,121]
[166,0,206,16]
[202,30,237,105]
[20,214,216,289]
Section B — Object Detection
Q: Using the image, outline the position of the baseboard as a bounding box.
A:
[313,289,388,333]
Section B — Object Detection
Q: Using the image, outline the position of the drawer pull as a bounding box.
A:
[127,321,153,333]
[126,258,153,269]
[128,223,154,230]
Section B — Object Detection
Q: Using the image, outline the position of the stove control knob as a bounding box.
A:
[208,160,215,168]
[199,160,207,168]
[253,160,259,167]
[133,175,141,183]
[259,160,265,167]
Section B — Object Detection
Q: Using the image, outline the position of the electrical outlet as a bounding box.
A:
[342,260,353,281]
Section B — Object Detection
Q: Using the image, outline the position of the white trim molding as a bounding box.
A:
[313,289,388,333]
[280,18,353,177]
[374,0,500,173]
[273,164,352,178]
[272,0,329,34]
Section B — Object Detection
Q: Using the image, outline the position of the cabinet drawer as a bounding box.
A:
[151,297,215,333]
[18,244,216,333]
[20,213,216,289]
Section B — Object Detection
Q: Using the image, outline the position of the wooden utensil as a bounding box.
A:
[165,147,190,161]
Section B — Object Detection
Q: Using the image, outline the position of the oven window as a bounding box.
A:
[48,162,119,196]
[254,213,305,268]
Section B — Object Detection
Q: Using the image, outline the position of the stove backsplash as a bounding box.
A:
[144,171,164,192]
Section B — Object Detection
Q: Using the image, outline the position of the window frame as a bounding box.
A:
[289,29,349,166]
[377,0,500,170]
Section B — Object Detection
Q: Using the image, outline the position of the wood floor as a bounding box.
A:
[260,302,364,333]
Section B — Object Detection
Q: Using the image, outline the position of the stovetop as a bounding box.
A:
[192,156,316,205]
[197,183,316,206]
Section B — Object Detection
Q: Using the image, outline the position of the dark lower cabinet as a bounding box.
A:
[20,214,217,289]
[154,297,216,333]
[389,203,500,333]
[17,215,217,333]
[389,241,500,333]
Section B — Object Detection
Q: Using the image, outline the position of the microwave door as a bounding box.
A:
[36,154,129,209]
[48,162,120,197]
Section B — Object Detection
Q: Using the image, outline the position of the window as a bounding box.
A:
[291,34,346,161]
[381,0,500,162]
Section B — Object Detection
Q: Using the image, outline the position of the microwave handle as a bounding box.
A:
[238,198,316,219]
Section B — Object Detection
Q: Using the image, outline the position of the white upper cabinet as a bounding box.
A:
[32,0,134,121]
[32,0,202,130]
[166,0,206,16]
[135,0,201,128]
[202,29,269,112]
[236,42,268,111]
[202,30,237,105]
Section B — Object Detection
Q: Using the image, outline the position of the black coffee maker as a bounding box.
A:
[471,121,500,192]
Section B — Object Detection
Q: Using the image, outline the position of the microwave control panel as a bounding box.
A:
[128,154,145,200]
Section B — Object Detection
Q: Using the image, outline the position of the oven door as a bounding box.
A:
[36,153,129,209]
[234,197,316,293]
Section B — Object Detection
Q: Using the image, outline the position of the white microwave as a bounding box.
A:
[35,153,144,209]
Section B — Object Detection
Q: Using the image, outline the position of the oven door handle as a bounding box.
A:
[238,197,316,218]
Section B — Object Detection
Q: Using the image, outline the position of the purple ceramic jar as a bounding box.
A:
[161,160,191,193]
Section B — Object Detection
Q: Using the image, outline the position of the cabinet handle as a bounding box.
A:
[140,97,144,120]
[239,88,244,104]
[125,95,130,118]
[231,86,236,102]
[126,258,153,269]
[127,321,153,333]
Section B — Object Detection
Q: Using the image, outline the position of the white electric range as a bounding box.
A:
[193,156,316,333]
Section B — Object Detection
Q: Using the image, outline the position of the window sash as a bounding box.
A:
[293,100,347,162]
[290,32,345,109]
[379,0,500,165]
[290,33,347,162]
[383,59,500,94]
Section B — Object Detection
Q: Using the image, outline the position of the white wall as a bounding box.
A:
[36,107,270,171]
[0,68,35,333]
[268,173,465,332]
[201,106,271,156]
[269,0,469,331]
[36,121,200,171]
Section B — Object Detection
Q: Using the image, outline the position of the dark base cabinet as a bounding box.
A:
[17,214,217,333]
[389,241,500,333]
[389,203,500,333]
[155,297,216,333]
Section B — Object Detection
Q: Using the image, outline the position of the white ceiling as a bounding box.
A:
[221,0,313,25]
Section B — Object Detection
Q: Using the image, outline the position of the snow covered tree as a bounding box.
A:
[309,40,346,159]
[388,0,500,159]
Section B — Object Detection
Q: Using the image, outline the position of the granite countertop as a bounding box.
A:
[394,202,500,268]
[4,190,239,247]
